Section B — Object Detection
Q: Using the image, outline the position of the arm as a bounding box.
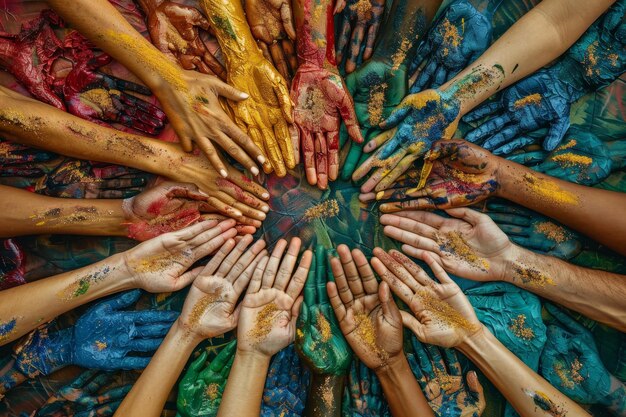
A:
[218,238,312,417]
[114,236,266,417]
[0,219,236,345]
[46,0,263,176]
[379,206,626,331]
[371,248,591,417]
[327,245,434,417]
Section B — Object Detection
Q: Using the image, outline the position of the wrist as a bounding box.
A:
[497,243,526,283]
[374,353,412,382]
[170,319,205,348]
[234,348,272,367]
[456,324,492,358]
[494,156,526,200]
[14,326,74,377]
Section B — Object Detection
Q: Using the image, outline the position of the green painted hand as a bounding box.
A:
[177,340,237,417]
[296,245,352,375]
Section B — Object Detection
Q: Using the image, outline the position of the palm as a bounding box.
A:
[182,277,239,338]
[245,0,285,40]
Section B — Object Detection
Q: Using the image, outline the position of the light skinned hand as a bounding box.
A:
[327,244,404,370]
[237,238,313,357]
[178,234,268,339]
[380,208,514,282]
[371,248,482,347]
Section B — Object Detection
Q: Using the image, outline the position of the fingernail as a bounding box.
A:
[257,155,267,164]
[198,190,210,197]
[262,205,270,213]
[262,192,270,199]
[376,191,385,200]
[240,92,249,99]
[259,212,266,219]
[220,169,228,178]
[251,166,260,176]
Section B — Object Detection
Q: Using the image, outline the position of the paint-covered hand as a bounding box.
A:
[368,139,500,211]
[121,219,237,293]
[341,58,408,181]
[541,304,626,411]
[342,360,391,417]
[407,337,485,417]
[261,345,310,417]
[296,246,352,375]
[380,208,513,283]
[410,0,492,92]
[177,235,267,339]
[326,245,403,371]
[122,180,247,241]
[292,63,362,189]
[141,0,226,79]
[177,341,237,417]
[484,201,583,260]
[371,249,482,347]
[34,369,132,417]
[0,140,56,178]
[0,10,65,110]
[335,0,385,73]
[14,290,177,376]
[244,0,297,82]
[36,159,150,199]
[464,67,580,153]
[0,239,26,290]
[353,89,461,193]
[226,54,296,177]
[506,130,612,186]
[237,238,312,357]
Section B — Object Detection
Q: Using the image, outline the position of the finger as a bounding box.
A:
[346,24,365,73]
[248,255,269,294]
[379,198,438,213]
[327,282,347,323]
[379,213,439,239]
[302,127,317,186]
[187,219,236,248]
[421,251,454,285]
[363,22,379,61]
[194,228,238,259]
[213,79,250,102]
[216,235,253,277]
[543,116,570,152]
[400,310,428,342]
[462,101,501,123]
[483,125,521,151]
[200,238,237,276]
[328,131,340,182]
[262,239,289,288]
[379,281,402,325]
[329,254,353,306]
[280,2,297,40]
[371,257,414,304]
[464,114,512,144]
[274,238,302,291]
[315,132,329,190]
[172,219,219,241]
[352,248,378,295]
[270,42,291,82]
[286,250,313,299]
[382,225,440,253]
[225,239,267,282]
[218,125,263,174]
[336,19,352,65]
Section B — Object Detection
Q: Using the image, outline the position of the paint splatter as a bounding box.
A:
[535,222,567,243]
[58,266,113,300]
[436,231,489,271]
[509,314,535,340]
[317,312,331,342]
[353,311,388,363]
[523,389,568,417]
[513,93,542,109]
[248,303,280,345]
[554,358,584,390]
[368,83,387,125]
[304,199,339,221]
[0,318,17,343]
[550,153,592,168]
[522,173,579,206]
[512,262,555,287]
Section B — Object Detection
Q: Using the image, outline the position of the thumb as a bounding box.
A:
[379,282,402,325]
[400,310,426,341]
[212,79,250,101]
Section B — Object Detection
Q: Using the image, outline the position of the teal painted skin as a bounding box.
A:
[407,335,485,417]
[464,0,625,153]
[506,129,613,186]
[342,359,391,417]
[296,246,352,375]
[176,340,236,417]
[261,344,310,417]
[13,290,177,379]
[540,304,626,416]
[33,369,133,417]
[484,201,584,260]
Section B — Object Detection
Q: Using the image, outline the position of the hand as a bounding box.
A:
[380,208,513,282]
[353,89,461,193]
[165,155,270,227]
[142,0,226,79]
[122,220,237,293]
[407,336,485,417]
[291,63,362,189]
[177,340,237,417]
[35,159,150,199]
[14,290,178,376]
[484,201,583,260]
[466,282,547,369]
[371,248,482,347]
[335,0,385,73]
[243,0,297,82]
[34,369,132,417]
[177,235,267,339]
[0,140,56,178]
[506,130,613,186]
[0,11,65,110]
[122,180,257,241]
[541,304,626,409]
[0,238,26,290]
[225,53,296,177]
[326,244,403,370]
[237,238,312,357]
[341,57,408,180]
[342,360,391,417]
[296,246,352,375]
[410,0,493,91]
[463,67,578,153]
[366,139,500,211]
[261,344,310,417]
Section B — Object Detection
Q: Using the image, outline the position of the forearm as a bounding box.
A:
[304,374,344,417]
[0,252,133,345]
[217,350,270,417]
[0,185,126,238]
[440,0,615,114]
[376,355,434,417]
[501,244,626,332]
[496,159,626,255]
[46,0,180,92]
[293,0,335,67]
[199,0,261,64]
[114,320,198,417]
[458,327,591,417]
